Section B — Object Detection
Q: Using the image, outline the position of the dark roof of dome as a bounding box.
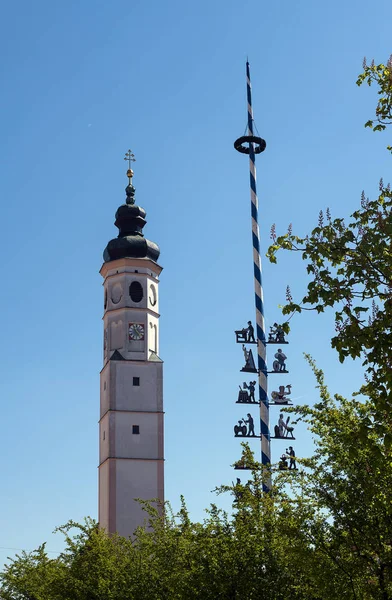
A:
[103,182,160,263]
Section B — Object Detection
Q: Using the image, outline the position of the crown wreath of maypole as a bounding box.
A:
[234,135,266,154]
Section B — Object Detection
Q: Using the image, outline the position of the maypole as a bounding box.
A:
[233,62,296,491]
[234,61,270,489]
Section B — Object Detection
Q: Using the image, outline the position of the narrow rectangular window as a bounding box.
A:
[103,431,105,440]
[132,425,140,435]
[133,377,140,386]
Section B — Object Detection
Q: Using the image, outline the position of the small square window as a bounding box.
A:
[133,377,140,386]
[132,425,140,435]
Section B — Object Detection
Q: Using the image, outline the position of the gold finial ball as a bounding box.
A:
[127,169,134,178]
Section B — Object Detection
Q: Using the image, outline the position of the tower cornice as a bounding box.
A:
[101,305,161,319]
[103,270,160,283]
[100,257,163,279]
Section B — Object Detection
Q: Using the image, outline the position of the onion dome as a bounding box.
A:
[103,171,160,263]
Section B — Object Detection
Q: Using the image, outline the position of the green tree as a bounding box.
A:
[359,56,392,151]
[285,358,392,599]
[1,484,324,600]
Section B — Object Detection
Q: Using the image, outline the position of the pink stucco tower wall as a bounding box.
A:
[98,170,164,538]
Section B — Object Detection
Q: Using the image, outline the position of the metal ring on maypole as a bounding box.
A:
[234,135,266,155]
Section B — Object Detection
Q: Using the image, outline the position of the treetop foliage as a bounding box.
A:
[359,55,392,151]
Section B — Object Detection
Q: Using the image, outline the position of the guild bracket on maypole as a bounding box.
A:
[271,413,296,440]
[237,381,258,404]
[266,323,288,344]
[234,463,255,471]
[235,320,257,344]
[268,347,289,373]
[270,384,292,405]
[279,448,297,471]
[240,344,258,373]
[234,414,259,438]
[234,135,266,154]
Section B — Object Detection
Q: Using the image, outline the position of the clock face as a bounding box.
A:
[128,322,145,341]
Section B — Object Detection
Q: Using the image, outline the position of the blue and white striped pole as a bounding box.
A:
[245,61,270,490]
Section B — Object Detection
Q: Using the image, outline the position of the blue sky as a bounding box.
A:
[0,0,391,563]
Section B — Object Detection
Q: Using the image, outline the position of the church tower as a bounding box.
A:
[99,154,164,537]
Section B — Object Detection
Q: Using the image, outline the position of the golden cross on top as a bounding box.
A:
[124,149,136,170]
